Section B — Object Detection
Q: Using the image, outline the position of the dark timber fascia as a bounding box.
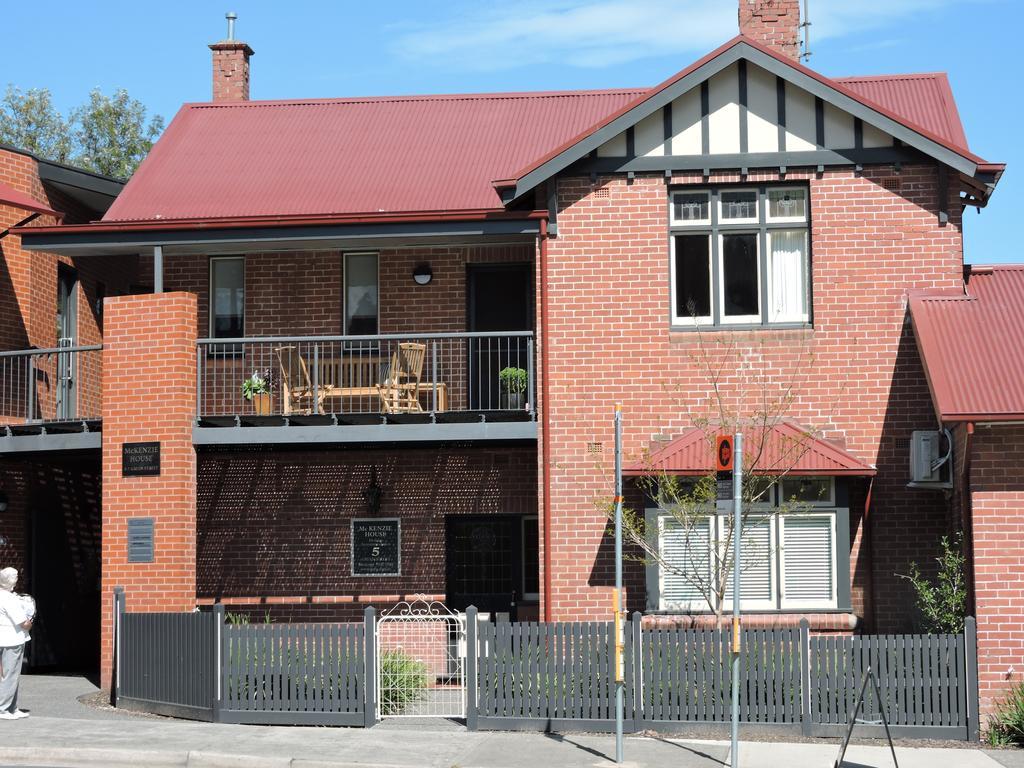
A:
[19,218,542,256]
[776,77,787,153]
[192,420,538,445]
[569,146,925,175]
[506,41,980,202]
[738,59,748,155]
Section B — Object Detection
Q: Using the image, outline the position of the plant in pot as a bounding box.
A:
[241,369,273,415]
[498,366,528,410]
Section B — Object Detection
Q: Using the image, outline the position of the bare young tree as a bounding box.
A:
[611,320,844,621]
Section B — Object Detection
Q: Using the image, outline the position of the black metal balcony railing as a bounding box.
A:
[195,332,535,421]
[0,345,103,425]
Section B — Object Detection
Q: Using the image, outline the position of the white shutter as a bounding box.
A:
[660,516,712,610]
[781,515,836,608]
[723,517,775,608]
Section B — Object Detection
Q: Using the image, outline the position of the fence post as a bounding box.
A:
[800,618,812,736]
[631,612,643,733]
[212,604,225,723]
[466,605,479,731]
[965,616,980,742]
[112,586,125,706]
[364,606,377,728]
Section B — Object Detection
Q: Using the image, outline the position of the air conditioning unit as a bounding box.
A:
[909,429,953,489]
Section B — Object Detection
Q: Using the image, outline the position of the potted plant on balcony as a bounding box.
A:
[241,369,273,415]
[498,366,527,410]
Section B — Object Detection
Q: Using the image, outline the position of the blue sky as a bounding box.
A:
[1,0,1016,263]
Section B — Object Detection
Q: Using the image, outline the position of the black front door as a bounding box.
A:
[446,516,523,616]
[466,264,533,410]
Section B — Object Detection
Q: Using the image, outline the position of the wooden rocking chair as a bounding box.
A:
[274,345,327,415]
[376,342,427,414]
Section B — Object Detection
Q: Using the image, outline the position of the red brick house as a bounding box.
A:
[0,143,126,669]
[1,0,1013,711]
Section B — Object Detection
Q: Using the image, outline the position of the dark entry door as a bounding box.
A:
[56,265,78,420]
[467,264,532,410]
[446,516,523,616]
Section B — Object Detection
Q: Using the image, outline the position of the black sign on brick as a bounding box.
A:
[351,518,401,577]
[122,442,161,476]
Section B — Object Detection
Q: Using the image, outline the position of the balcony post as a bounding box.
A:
[153,246,163,294]
[26,355,35,422]
[527,336,535,420]
[432,342,438,413]
[312,343,320,415]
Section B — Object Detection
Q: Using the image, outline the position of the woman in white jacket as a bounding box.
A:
[0,567,31,720]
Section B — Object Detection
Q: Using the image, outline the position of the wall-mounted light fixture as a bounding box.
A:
[362,466,384,515]
[412,263,433,286]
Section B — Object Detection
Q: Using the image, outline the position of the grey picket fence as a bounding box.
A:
[470,614,979,740]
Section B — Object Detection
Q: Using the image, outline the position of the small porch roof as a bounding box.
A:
[624,421,876,477]
[0,181,60,218]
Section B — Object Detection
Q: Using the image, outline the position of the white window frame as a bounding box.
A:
[670,190,712,227]
[670,233,713,326]
[208,255,245,339]
[779,476,835,507]
[766,229,810,324]
[779,511,839,610]
[718,514,778,611]
[342,251,380,337]
[717,231,762,325]
[765,186,809,224]
[717,188,759,225]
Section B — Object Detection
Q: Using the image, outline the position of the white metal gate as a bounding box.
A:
[376,597,466,719]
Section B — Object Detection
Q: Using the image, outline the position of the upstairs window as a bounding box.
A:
[210,257,244,338]
[670,186,809,327]
[344,253,379,336]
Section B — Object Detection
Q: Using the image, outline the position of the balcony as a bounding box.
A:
[194,332,537,444]
[0,345,103,452]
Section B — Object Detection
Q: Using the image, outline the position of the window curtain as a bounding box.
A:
[770,230,806,322]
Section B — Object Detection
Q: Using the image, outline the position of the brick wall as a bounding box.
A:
[968,424,1024,717]
[195,444,537,622]
[541,165,963,629]
[99,292,198,688]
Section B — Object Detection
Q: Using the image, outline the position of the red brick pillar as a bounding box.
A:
[99,292,197,689]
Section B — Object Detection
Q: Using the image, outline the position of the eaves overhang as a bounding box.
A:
[498,36,994,204]
[14,209,546,256]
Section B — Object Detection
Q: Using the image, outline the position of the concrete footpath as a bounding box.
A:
[1,674,1022,768]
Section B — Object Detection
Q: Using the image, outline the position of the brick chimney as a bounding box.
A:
[738,0,801,61]
[209,12,253,101]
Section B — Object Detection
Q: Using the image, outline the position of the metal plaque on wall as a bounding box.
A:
[122,442,160,477]
[351,518,401,577]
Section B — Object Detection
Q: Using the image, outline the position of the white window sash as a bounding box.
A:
[717,188,759,225]
[670,190,712,227]
[779,476,836,507]
[765,186,809,224]
[717,232,762,325]
[670,234,713,326]
[779,512,838,610]
[767,229,809,324]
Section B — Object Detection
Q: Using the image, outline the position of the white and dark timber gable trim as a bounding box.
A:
[499,37,995,206]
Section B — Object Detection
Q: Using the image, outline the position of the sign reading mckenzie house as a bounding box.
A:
[351,518,401,577]
[122,442,161,477]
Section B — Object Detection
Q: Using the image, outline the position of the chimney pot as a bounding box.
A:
[738,0,801,62]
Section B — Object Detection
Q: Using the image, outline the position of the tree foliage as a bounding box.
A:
[0,85,162,179]
[900,532,967,634]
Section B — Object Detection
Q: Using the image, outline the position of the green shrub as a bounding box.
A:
[987,680,1024,746]
[498,367,527,394]
[378,649,429,715]
[900,533,967,635]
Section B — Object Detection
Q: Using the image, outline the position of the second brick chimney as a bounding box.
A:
[738,0,801,61]
[209,13,253,101]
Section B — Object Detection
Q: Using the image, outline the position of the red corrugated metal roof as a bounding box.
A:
[98,35,980,224]
[101,89,644,223]
[910,266,1024,422]
[624,421,875,476]
[0,182,59,218]
[835,73,968,152]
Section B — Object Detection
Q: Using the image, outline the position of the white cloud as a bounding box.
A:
[391,0,968,72]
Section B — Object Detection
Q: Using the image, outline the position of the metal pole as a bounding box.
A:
[153,245,163,294]
[614,403,624,764]
[730,432,743,767]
